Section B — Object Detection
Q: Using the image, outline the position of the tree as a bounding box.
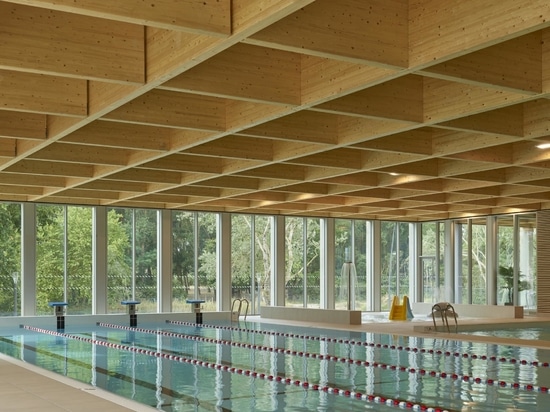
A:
[499,265,530,305]
[0,203,21,315]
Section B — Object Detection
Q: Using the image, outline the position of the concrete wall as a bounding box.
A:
[260,306,362,325]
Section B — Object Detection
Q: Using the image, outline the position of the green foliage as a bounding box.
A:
[0,203,21,315]
[498,265,530,304]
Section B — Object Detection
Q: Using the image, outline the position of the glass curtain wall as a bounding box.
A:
[172,211,194,312]
[334,219,352,309]
[470,218,487,304]
[333,219,368,310]
[420,221,438,303]
[230,214,255,312]
[518,214,536,311]
[353,220,367,311]
[284,217,321,308]
[0,201,540,316]
[454,218,488,305]
[380,222,410,310]
[255,216,272,310]
[171,211,217,312]
[231,214,273,315]
[496,214,537,309]
[35,205,93,315]
[106,208,157,313]
[0,203,21,316]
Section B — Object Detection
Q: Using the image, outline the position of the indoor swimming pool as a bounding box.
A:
[0,320,549,411]
[461,323,550,342]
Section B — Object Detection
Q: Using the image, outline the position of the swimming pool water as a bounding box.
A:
[463,325,550,342]
[0,320,549,411]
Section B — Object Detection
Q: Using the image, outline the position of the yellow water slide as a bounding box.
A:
[389,295,413,320]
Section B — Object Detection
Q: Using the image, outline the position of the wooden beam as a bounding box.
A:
[421,33,542,93]
[410,0,550,67]
[316,75,423,122]
[2,0,231,35]
[141,154,222,174]
[300,56,397,105]
[61,121,172,151]
[352,128,433,155]
[242,110,338,144]
[185,135,273,161]
[436,105,524,137]
[104,89,226,131]
[0,70,86,116]
[5,159,94,177]
[161,43,301,104]
[423,78,528,123]
[0,111,46,139]
[28,142,131,165]
[0,3,145,82]
[248,0,409,67]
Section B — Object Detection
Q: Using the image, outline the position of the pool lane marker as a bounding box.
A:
[22,325,449,412]
[165,320,548,369]
[97,322,549,395]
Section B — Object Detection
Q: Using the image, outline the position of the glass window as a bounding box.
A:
[230,215,273,315]
[107,208,158,313]
[35,205,93,315]
[284,216,304,307]
[0,203,21,316]
[518,214,536,311]
[420,221,438,303]
[470,218,487,304]
[255,216,272,309]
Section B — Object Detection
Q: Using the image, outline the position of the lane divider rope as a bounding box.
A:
[165,320,547,369]
[22,324,449,412]
[98,322,548,394]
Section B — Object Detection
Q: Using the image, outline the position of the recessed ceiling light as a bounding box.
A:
[536,143,550,149]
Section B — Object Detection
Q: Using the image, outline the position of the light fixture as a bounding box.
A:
[536,143,550,149]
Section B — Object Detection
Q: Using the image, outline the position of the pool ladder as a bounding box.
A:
[231,298,249,321]
[431,302,458,333]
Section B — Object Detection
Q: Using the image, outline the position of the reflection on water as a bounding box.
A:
[0,322,549,411]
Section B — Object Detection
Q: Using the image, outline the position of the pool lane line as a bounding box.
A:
[5,333,233,409]
[98,322,549,395]
[22,325,452,412]
[165,320,547,369]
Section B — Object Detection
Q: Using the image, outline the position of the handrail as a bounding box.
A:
[431,302,458,333]
[231,298,249,321]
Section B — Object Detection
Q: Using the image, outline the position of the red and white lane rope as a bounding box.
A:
[22,324,450,412]
[99,322,549,394]
[165,320,548,368]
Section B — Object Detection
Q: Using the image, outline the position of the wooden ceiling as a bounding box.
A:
[1,0,550,221]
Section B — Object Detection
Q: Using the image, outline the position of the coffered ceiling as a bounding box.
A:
[1,0,550,221]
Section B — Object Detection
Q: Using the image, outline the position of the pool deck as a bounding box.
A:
[2,312,550,411]
[0,353,156,411]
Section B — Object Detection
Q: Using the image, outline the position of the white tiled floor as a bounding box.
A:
[0,353,155,411]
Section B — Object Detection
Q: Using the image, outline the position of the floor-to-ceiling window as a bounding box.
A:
[0,203,21,316]
[380,221,410,310]
[420,221,438,303]
[518,214,536,311]
[172,211,194,312]
[353,220,367,311]
[470,218,487,304]
[255,215,272,310]
[334,219,352,309]
[35,205,93,315]
[171,211,218,312]
[107,208,157,313]
[284,217,321,308]
[0,200,541,316]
